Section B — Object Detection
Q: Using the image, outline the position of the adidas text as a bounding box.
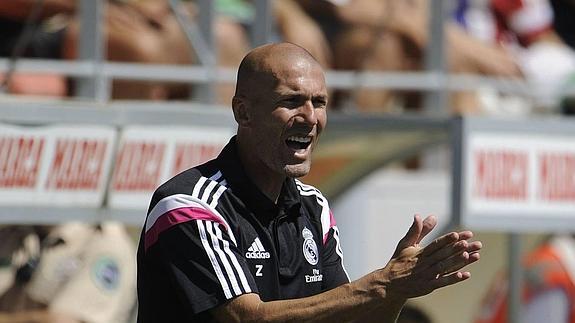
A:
[245,251,271,259]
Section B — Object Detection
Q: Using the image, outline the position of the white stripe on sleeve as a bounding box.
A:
[146,194,238,246]
[210,185,227,208]
[197,220,232,299]
[205,221,242,296]
[210,171,223,182]
[192,177,207,198]
[333,226,350,282]
[215,224,252,294]
[201,180,218,202]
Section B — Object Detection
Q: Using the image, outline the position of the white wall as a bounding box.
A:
[332,167,544,323]
[333,168,451,280]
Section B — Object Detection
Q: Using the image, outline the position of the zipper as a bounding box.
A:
[269,208,287,298]
[272,208,288,262]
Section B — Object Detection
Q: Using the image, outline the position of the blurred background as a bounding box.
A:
[0,0,574,322]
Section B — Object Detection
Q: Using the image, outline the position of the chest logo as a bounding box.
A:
[306,269,323,283]
[245,237,270,259]
[302,227,319,265]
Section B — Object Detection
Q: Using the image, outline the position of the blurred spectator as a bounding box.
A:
[206,0,334,104]
[188,0,251,105]
[0,226,40,298]
[214,0,332,68]
[458,0,575,112]
[0,0,194,100]
[0,222,136,323]
[474,234,575,323]
[296,0,523,114]
[0,0,333,104]
[273,0,332,68]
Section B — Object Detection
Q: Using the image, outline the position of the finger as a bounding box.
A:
[466,241,483,253]
[417,215,437,244]
[420,241,468,276]
[420,231,460,257]
[468,251,481,264]
[392,215,423,258]
[438,249,481,276]
[458,230,473,241]
[439,251,469,276]
[428,239,469,265]
[398,214,423,249]
[431,271,472,290]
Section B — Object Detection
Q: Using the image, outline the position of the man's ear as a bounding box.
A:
[232,95,250,127]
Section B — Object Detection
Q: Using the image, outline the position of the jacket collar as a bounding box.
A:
[216,136,301,219]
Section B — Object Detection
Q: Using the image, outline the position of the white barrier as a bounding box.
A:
[452,117,575,232]
[0,123,233,224]
[0,124,116,207]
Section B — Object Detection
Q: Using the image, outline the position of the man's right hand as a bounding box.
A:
[211,214,482,323]
[375,215,482,300]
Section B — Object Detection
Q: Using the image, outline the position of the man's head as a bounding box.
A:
[232,43,328,180]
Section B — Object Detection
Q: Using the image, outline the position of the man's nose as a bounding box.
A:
[299,100,317,125]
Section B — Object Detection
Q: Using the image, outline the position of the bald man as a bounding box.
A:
[136,43,482,322]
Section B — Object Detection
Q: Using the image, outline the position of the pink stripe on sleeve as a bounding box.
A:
[145,207,227,250]
[323,210,338,245]
[329,210,337,227]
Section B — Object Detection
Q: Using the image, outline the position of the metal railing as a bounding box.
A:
[0,0,540,110]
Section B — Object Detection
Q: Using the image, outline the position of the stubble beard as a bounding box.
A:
[283,159,312,178]
[282,139,317,178]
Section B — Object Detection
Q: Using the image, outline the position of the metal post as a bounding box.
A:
[197,0,216,55]
[252,0,273,47]
[450,117,463,223]
[195,0,216,103]
[76,0,109,102]
[169,0,215,67]
[424,0,448,114]
[508,233,523,323]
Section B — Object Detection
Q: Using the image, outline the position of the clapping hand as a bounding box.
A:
[380,214,482,299]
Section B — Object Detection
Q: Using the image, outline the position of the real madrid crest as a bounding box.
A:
[302,227,318,265]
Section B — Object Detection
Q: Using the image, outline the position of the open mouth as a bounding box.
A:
[285,135,312,150]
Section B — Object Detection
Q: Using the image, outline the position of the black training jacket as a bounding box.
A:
[137,137,349,322]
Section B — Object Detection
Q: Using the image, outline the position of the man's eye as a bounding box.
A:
[315,101,327,108]
[281,98,301,106]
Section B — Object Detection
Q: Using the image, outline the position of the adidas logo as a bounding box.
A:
[245,237,271,259]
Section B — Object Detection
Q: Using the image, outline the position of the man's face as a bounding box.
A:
[246,58,328,179]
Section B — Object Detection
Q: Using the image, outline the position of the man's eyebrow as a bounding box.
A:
[275,92,306,101]
[276,89,327,97]
[276,89,303,96]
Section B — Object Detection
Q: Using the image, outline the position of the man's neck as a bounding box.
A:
[251,173,284,204]
[236,138,285,203]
